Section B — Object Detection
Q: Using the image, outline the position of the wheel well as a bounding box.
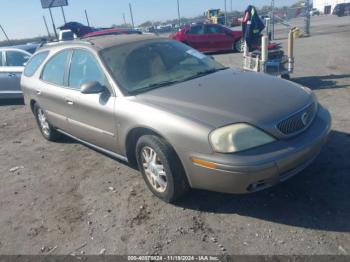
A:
[125,127,167,168]
[30,99,37,113]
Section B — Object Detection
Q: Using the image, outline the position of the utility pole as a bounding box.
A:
[129,3,135,29]
[230,0,233,13]
[48,8,58,40]
[177,0,181,28]
[224,0,227,26]
[0,24,11,44]
[271,0,275,40]
[61,6,67,24]
[304,0,311,36]
[43,16,51,38]
[85,9,90,27]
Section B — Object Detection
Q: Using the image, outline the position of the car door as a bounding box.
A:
[0,50,30,98]
[203,25,232,51]
[39,50,72,130]
[63,48,117,152]
[184,25,206,51]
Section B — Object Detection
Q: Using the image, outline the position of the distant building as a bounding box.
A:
[313,0,349,14]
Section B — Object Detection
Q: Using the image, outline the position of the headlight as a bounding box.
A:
[209,123,276,153]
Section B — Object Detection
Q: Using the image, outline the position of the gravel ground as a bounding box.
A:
[0,16,349,255]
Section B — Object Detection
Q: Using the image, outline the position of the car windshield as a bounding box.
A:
[100,39,227,95]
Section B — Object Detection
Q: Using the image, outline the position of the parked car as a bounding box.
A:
[82,28,142,38]
[333,3,350,17]
[170,23,244,53]
[58,22,95,38]
[11,43,40,54]
[21,35,331,203]
[231,17,242,27]
[310,8,321,16]
[0,48,31,99]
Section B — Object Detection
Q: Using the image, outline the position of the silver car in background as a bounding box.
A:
[0,48,31,99]
[21,35,331,203]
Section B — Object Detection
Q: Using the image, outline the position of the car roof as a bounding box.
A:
[82,28,139,38]
[38,34,163,52]
[84,34,162,49]
[0,47,31,54]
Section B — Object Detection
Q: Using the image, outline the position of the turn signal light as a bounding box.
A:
[191,158,217,169]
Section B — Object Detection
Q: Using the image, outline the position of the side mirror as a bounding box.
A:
[80,81,105,94]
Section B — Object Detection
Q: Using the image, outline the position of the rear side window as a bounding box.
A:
[6,51,30,66]
[205,25,223,34]
[68,49,106,89]
[187,25,204,35]
[24,51,49,77]
[41,51,69,86]
[0,51,3,66]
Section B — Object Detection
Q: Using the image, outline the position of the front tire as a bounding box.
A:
[234,38,244,53]
[34,103,61,141]
[136,135,189,203]
[281,74,291,80]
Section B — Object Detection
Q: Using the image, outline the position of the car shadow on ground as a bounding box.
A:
[293,74,350,90]
[0,98,24,106]
[176,130,350,233]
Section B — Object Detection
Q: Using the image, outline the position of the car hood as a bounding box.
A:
[136,69,313,134]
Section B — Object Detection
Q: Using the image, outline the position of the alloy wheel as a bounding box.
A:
[37,108,50,137]
[141,146,167,193]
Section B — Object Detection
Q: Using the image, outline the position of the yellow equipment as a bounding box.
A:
[205,9,225,24]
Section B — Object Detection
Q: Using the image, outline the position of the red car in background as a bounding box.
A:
[170,23,244,53]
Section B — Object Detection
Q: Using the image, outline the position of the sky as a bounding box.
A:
[0,0,297,39]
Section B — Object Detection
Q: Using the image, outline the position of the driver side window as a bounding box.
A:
[68,49,106,90]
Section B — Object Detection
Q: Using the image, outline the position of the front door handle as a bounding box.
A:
[36,89,41,95]
[8,73,17,78]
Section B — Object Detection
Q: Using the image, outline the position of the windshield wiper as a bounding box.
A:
[181,67,229,82]
[129,80,182,95]
[128,67,229,95]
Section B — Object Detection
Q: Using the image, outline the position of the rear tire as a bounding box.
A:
[33,103,61,142]
[136,135,189,203]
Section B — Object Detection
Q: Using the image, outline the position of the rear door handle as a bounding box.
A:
[65,97,74,105]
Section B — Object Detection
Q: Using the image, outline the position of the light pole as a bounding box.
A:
[123,13,127,25]
[48,8,58,40]
[43,16,51,38]
[129,3,135,29]
[304,0,311,36]
[85,9,90,27]
[0,24,11,44]
[271,0,275,40]
[177,0,181,28]
[224,0,227,26]
[61,6,67,24]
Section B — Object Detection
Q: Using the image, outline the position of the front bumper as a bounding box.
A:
[181,105,332,194]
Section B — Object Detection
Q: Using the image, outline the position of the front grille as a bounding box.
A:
[277,103,317,135]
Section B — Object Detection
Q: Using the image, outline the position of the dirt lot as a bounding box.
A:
[0,16,349,255]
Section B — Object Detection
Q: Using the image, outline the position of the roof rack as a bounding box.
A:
[38,38,94,49]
